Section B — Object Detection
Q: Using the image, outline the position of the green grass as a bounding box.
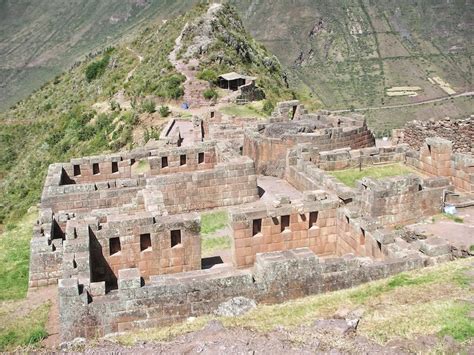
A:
[219,102,267,118]
[439,301,474,342]
[114,258,473,346]
[442,213,464,223]
[201,236,231,257]
[0,208,37,301]
[0,302,50,351]
[200,211,229,235]
[329,163,418,187]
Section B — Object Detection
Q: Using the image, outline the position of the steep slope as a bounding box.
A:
[232,0,472,109]
[0,3,290,224]
[0,0,198,111]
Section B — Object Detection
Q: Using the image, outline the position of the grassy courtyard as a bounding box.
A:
[329,163,418,187]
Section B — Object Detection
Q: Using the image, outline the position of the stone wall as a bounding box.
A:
[58,243,451,342]
[146,157,258,214]
[89,212,201,285]
[357,175,451,226]
[406,137,474,193]
[229,191,341,268]
[244,118,375,177]
[393,117,473,153]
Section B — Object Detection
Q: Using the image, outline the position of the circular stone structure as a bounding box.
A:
[243,102,375,177]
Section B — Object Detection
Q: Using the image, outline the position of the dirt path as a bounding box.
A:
[329,91,473,113]
[125,46,143,83]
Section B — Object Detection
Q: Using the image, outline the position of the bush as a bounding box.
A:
[203,88,218,100]
[262,100,274,114]
[156,74,186,100]
[141,100,156,114]
[144,127,161,143]
[197,69,218,83]
[85,54,110,82]
[159,105,171,117]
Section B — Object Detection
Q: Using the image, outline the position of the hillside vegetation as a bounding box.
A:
[0,3,291,225]
[233,0,472,111]
[0,0,197,112]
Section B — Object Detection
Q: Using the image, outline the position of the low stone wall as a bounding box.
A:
[316,145,408,171]
[58,245,450,342]
[393,117,473,153]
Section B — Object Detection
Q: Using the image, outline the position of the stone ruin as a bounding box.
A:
[28,100,474,341]
[393,116,473,153]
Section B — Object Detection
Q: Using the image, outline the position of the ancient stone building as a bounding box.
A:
[29,100,473,341]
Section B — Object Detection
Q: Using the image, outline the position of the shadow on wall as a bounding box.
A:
[89,229,118,291]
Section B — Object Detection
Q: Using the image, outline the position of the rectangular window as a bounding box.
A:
[210,111,215,118]
[309,211,318,227]
[280,215,290,232]
[140,233,152,251]
[198,152,205,164]
[180,154,187,166]
[171,230,181,247]
[92,163,100,175]
[252,219,262,236]
[360,228,366,245]
[112,161,119,173]
[109,237,121,255]
[161,156,168,168]
[73,165,81,176]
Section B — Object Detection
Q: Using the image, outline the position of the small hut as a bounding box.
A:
[218,72,256,91]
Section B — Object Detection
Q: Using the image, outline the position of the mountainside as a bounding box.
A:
[232,0,473,109]
[0,0,197,111]
[0,3,290,224]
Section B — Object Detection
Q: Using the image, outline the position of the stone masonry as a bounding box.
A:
[28,100,472,342]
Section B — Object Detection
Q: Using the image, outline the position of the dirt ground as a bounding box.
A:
[81,317,472,354]
[408,206,474,249]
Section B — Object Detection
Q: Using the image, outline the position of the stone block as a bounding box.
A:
[118,268,142,290]
[58,278,79,297]
[419,238,451,257]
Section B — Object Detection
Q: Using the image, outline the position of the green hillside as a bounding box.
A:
[0,3,290,224]
[0,0,198,112]
[232,0,472,109]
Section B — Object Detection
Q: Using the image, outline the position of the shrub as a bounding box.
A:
[197,69,218,83]
[110,100,120,111]
[156,74,186,99]
[85,54,110,82]
[203,88,218,100]
[262,100,274,114]
[144,127,161,143]
[141,100,156,114]
[159,105,171,117]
